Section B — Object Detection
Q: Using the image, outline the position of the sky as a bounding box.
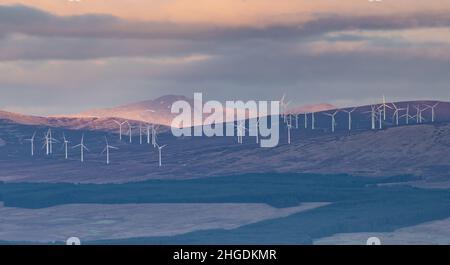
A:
[1,0,450,115]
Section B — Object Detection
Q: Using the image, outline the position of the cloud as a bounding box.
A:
[1,3,450,115]
[2,4,450,41]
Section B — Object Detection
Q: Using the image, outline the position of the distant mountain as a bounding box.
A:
[0,110,160,135]
[2,98,449,135]
[73,95,337,126]
[72,95,192,127]
[288,103,336,114]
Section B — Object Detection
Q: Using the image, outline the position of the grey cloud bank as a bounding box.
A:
[0,4,450,116]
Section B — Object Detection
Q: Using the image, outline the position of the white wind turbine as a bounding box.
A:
[255,118,260,144]
[72,134,88,162]
[304,113,308,129]
[364,105,377,130]
[400,104,414,125]
[413,105,428,124]
[378,108,383,129]
[342,108,357,131]
[146,124,151,144]
[280,94,291,123]
[424,102,439,123]
[139,123,143,145]
[324,110,339,133]
[235,121,247,144]
[379,94,393,120]
[101,137,118,165]
[391,103,405,126]
[287,121,292,144]
[62,133,70,159]
[125,121,133,143]
[49,129,58,154]
[295,114,299,129]
[151,125,159,147]
[25,131,36,156]
[311,112,315,130]
[156,143,167,167]
[44,128,58,155]
[42,130,50,155]
[113,120,127,141]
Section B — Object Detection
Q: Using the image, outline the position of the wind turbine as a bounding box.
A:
[155,143,167,167]
[400,104,414,125]
[364,105,377,130]
[125,121,133,143]
[378,108,383,129]
[235,120,248,144]
[287,121,292,144]
[280,93,291,123]
[48,129,57,154]
[304,113,308,129]
[255,118,260,144]
[139,123,143,145]
[151,125,158,147]
[25,131,36,156]
[413,105,428,124]
[62,133,70,159]
[295,114,299,129]
[424,102,439,122]
[113,120,127,141]
[379,94,393,120]
[102,137,118,165]
[146,124,151,144]
[342,108,357,131]
[311,112,315,130]
[72,134,89,162]
[42,130,50,155]
[43,128,58,155]
[324,110,339,133]
[391,103,405,126]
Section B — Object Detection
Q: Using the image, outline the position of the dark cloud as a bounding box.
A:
[1,4,450,115]
[1,4,450,42]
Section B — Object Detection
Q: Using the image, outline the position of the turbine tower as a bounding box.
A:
[391,103,405,126]
[125,121,133,143]
[311,112,315,130]
[424,102,439,123]
[62,133,70,159]
[255,118,260,144]
[235,121,247,144]
[287,121,292,144]
[364,105,377,130]
[42,130,50,155]
[280,93,291,123]
[113,120,127,141]
[324,110,339,133]
[378,108,383,129]
[146,124,151,144]
[413,105,428,124]
[139,123,143,145]
[151,125,158,147]
[102,137,118,165]
[155,143,167,167]
[48,129,57,154]
[400,104,414,125]
[72,134,88,162]
[304,113,308,129]
[343,108,357,131]
[25,131,36,156]
[379,94,392,120]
